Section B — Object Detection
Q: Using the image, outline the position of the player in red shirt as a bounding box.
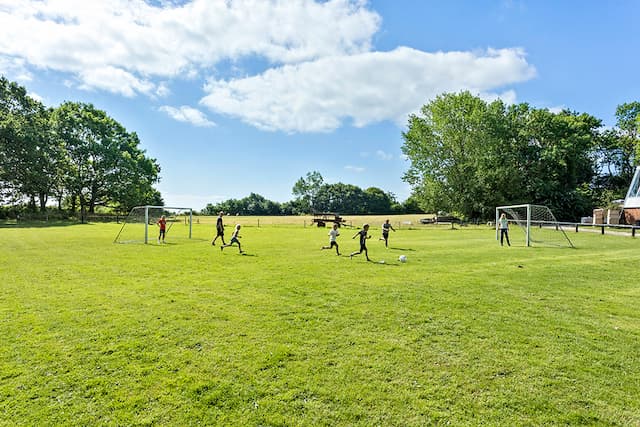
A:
[157,215,167,244]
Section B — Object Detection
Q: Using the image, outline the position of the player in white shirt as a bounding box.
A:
[321,223,341,255]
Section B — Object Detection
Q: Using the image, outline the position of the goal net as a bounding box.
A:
[114,206,193,244]
[496,204,574,248]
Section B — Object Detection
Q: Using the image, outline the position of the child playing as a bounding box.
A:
[221,224,243,253]
[157,215,167,243]
[321,223,341,255]
[379,219,396,248]
[350,223,371,261]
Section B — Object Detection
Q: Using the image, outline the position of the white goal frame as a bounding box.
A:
[496,204,574,248]
[115,205,193,244]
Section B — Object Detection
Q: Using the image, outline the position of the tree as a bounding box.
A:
[0,78,63,211]
[51,102,160,214]
[363,187,394,214]
[292,171,324,213]
[402,92,512,219]
[402,91,600,220]
[507,107,600,219]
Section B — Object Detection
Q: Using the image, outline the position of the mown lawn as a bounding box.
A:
[1,220,639,425]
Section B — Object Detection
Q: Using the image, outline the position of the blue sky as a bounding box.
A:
[1,0,638,210]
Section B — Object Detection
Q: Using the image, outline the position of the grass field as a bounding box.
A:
[2,217,640,425]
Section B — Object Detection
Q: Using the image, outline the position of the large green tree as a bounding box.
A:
[402,92,601,220]
[51,102,161,214]
[402,91,513,219]
[0,78,64,211]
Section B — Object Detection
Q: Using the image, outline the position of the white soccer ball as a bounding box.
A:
[398,255,407,263]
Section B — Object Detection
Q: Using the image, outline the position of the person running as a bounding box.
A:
[321,223,341,255]
[379,219,396,248]
[221,224,243,253]
[498,213,511,246]
[157,215,167,244]
[350,223,371,261]
[211,211,226,246]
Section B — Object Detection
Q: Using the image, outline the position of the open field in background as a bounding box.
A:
[191,214,433,229]
[2,219,640,425]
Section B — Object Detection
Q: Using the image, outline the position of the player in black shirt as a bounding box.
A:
[211,211,226,246]
[350,224,371,261]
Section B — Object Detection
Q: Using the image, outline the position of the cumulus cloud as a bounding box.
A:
[0,1,537,133]
[201,47,536,132]
[0,0,380,96]
[159,105,216,127]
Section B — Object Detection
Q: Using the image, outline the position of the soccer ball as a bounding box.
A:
[398,255,407,263]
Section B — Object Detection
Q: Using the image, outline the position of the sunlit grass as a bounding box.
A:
[1,220,639,425]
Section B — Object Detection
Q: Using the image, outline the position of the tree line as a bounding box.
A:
[202,173,423,216]
[402,92,640,221]
[0,77,162,217]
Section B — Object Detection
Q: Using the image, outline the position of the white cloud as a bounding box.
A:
[159,105,216,127]
[0,0,380,95]
[201,47,536,132]
[375,150,394,160]
[0,1,538,134]
[345,165,365,173]
[0,56,32,82]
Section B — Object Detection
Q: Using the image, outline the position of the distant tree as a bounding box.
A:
[202,193,282,216]
[363,187,394,214]
[292,171,324,213]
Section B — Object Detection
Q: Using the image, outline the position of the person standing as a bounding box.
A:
[498,213,511,246]
[157,215,167,244]
[379,219,396,248]
[211,211,226,246]
[321,223,341,255]
[350,224,372,261]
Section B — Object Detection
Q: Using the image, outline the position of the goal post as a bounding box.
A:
[114,205,193,244]
[496,204,574,248]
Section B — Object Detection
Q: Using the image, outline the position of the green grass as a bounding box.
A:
[1,220,640,425]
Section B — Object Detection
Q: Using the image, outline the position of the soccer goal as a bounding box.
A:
[114,206,193,244]
[496,204,574,248]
